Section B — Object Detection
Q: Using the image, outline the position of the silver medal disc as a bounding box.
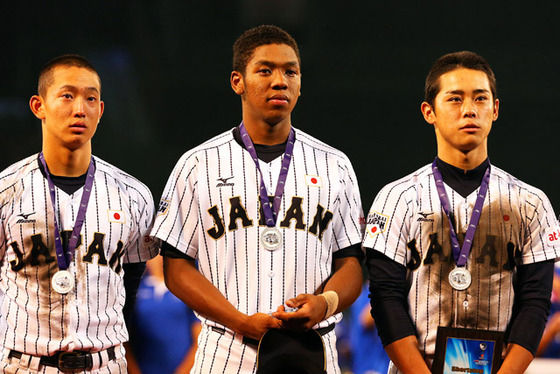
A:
[52,270,74,294]
[449,267,471,291]
[260,227,282,251]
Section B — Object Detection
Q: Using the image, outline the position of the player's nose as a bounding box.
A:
[271,70,288,89]
[73,97,86,117]
[462,99,477,118]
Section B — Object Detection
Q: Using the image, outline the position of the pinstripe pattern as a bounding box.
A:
[152,127,364,373]
[363,163,560,359]
[0,154,158,357]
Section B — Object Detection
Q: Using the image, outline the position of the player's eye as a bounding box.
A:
[286,69,298,77]
[258,68,271,74]
[61,93,73,99]
[448,97,461,103]
[87,96,98,102]
[475,95,488,101]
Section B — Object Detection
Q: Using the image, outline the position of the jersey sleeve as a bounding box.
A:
[362,181,415,266]
[151,152,200,258]
[331,155,365,252]
[123,185,159,264]
[520,188,560,264]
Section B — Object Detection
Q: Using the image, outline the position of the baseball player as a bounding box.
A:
[0,55,158,373]
[151,25,365,373]
[363,51,560,374]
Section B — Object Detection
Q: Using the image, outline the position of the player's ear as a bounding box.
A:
[492,98,499,121]
[29,95,46,120]
[421,101,436,125]
[99,100,105,120]
[231,71,245,96]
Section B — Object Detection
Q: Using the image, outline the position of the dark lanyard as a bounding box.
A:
[432,158,490,267]
[238,122,295,227]
[39,152,96,270]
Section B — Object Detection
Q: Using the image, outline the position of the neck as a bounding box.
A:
[241,116,291,145]
[437,144,488,171]
[42,143,92,177]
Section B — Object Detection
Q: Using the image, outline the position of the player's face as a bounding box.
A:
[231,43,301,126]
[422,68,499,158]
[30,66,104,151]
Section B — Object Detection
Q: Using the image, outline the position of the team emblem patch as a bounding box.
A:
[158,199,170,215]
[305,175,322,187]
[367,211,389,237]
[108,210,126,224]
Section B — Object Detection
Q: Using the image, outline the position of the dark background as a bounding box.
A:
[2,1,559,212]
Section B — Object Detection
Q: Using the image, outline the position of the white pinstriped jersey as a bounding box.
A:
[151,127,364,373]
[0,154,158,356]
[363,163,560,358]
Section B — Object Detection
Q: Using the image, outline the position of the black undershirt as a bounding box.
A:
[37,158,87,195]
[435,157,490,198]
[232,126,287,162]
[367,158,554,356]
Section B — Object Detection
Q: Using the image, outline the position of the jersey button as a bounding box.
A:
[268,271,275,278]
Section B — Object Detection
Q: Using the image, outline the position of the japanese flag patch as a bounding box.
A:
[108,210,126,224]
[367,211,389,237]
[305,175,322,187]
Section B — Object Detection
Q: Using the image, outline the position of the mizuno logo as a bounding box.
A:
[216,176,234,187]
[417,212,434,222]
[17,212,36,224]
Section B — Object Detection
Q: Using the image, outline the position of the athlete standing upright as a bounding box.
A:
[151,25,365,373]
[363,51,560,374]
[0,55,158,373]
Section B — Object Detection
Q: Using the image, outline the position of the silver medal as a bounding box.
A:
[449,267,471,291]
[52,270,74,294]
[260,227,282,251]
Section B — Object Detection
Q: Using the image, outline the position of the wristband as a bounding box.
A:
[319,290,339,319]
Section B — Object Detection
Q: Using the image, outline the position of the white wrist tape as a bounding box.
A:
[319,290,339,319]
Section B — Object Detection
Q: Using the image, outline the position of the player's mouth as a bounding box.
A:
[69,123,87,133]
[460,124,480,133]
[267,95,289,106]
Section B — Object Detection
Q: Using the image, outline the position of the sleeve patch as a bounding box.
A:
[157,199,170,215]
[367,211,390,237]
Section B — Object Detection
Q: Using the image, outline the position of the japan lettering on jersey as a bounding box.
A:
[0,154,158,356]
[363,163,560,356]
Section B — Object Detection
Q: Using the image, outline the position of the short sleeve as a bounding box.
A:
[124,185,159,263]
[362,182,415,266]
[521,189,560,264]
[151,153,200,259]
[332,156,365,252]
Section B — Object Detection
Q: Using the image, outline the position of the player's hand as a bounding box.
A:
[272,293,328,330]
[237,313,282,340]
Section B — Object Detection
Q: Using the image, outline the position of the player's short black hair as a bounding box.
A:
[424,51,497,108]
[232,25,300,75]
[38,54,100,97]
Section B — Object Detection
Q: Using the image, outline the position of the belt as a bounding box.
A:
[8,346,116,372]
[211,324,336,346]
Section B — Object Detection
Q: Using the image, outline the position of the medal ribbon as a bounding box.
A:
[239,122,295,227]
[432,158,490,267]
[39,152,96,270]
